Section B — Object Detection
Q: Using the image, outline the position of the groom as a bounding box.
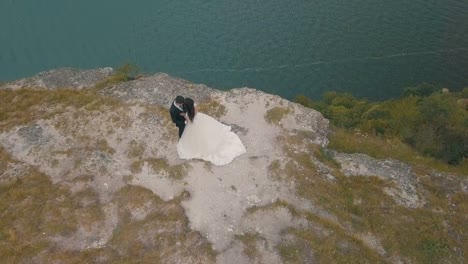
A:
[170,95,187,138]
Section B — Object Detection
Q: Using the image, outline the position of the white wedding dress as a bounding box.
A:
[177,112,246,166]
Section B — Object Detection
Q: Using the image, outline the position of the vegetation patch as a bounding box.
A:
[296,85,468,167]
[235,233,263,260]
[329,128,468,176]
[127,140,146,159]
[246,199,293,215]
[93,64,140,90]
[267,160,282,180]
[0,88,124,133]
[70,188,105,228]
[265,106,290,125]
[0,171,65,262]
[109,185,216,263]
[150,105,178,141]
[282,224,381,263]
[113,185,178,219]
[0,158,214,263]
[0,147,14,176]
[198,99,227,119]
[277,243,303,263]
[130,158,190,180]
[105,109,133,129]
[272,132,467,263]
[312,145,341,170]
[96,139,116,155]
[0,166,105,263]
[144,105,174,124]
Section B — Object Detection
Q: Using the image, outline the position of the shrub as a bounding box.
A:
[294,95,314,108]
[310,92,371,129]
[461,87,468,98]
[297,83,468,167]
[94,63,140,89]
[402,83,440,97]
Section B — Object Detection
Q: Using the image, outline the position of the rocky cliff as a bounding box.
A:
[0,68,466,263]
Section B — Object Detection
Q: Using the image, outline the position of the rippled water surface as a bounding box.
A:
[1,0,467,99]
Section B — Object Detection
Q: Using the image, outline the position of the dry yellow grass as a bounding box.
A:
[0,166,104,262]
[1,78,465,262]
[0,148,214,263]
[96,139,116,155]
[328,127,468,176]
[130,158,190,180]
[127,140,146,159]
[268,131,467,263]
[198,99,227,118]
[264,106,290,125]
[235,233,263,260]
[282,222,382,264]
[0,88,123,133]
[109,185,216,263]
[0,147,13,176]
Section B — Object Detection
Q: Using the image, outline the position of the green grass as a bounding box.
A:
[298,89,468,169]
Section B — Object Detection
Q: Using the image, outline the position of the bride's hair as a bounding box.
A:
[184,98,195,122]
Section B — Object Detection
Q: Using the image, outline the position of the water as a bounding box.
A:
[1,0,467,100]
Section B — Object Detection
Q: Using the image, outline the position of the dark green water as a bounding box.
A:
[1,0,467,100]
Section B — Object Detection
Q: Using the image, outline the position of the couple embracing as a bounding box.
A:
[169,95,246,166]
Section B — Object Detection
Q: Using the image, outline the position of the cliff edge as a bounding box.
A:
[1,68,466,263]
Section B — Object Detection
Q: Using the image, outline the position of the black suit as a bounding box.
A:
[170,101,186,138]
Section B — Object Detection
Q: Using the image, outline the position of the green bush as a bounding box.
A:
[295,95,314,108]
[299,92,372,129]
[461,87,468,98]
[402,83,440,97]
[298,84,468,166]
[405,93,468,164]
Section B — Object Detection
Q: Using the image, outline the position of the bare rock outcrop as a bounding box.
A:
[0,68,332,263]
[1,67,466,263]
[2,67,114,90]
[332,152,424,208]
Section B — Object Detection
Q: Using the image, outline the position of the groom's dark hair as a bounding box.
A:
[175,95,184,104]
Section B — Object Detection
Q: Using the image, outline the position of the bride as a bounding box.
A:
[177,98,246,166]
